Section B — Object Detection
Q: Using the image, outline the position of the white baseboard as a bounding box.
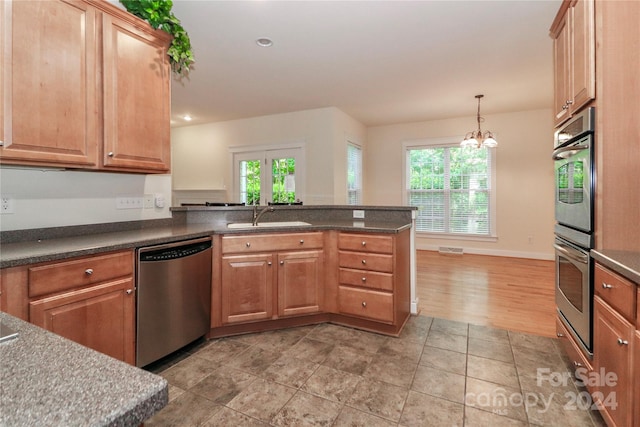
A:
[411,298,419,315]
[416,243,554,261]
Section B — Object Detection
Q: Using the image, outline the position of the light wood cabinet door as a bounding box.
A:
[550,0,595,127]
[29,278,135,365]
[221,253,274,324]
[0,0,98,167]
[277,250,323,317]
[634,330,640,427]
[101,12,171,173]
[593,296,634,427]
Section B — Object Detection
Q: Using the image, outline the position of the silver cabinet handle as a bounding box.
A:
[299,239,304,244]
[361,259,366,265]
[617,338,629,346]
[361,241,366,246]
[108,152,114,157]
[280,261,284,265]
[246,242,251,248]
[126,289,133,295]
[602,283,613,289]
[85,268,94,276]
[362,301,367,307]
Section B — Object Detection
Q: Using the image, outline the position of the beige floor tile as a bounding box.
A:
[226,345,281,375]
[227,378,296,423]
[346,377,408,422]
[425,328,468,353]
[307,323,363,343]
[301,365,362,403]
[271,391,342,426]
[333,406,396,426]
[145,391,222,427]
[467,354,520,389]
[468,336,514,363]
[193,338,251,364]
[469,323,511,344]
[464,406,529,427]
[509,331,560,355]
[364,352,418,388]
[253,327,310,352]
[411,365,466,404]
[322,344,374,375]
[201,406,268,427]
[261,354,319,388]
[160,355,217,390]
[377,336,425,362]
[284,337,335,363]
[399,390,464,427]
[525,386,600,427]
[465,377,528,423]
[431,317,469,337]
[189,367,256,404]
[419,345,467,375]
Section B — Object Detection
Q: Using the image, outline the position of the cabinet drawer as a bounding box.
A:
[28,251,133,298]
[338,286,393,323]
[339,268,393,292]
[594,264,636,321]
[338,251,393,273]
[556,316,592,385]
[338,233,393,254]
[222,232,323,254]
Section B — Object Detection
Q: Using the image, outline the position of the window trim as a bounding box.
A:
[402,136,497,240]
[346,140,363,205]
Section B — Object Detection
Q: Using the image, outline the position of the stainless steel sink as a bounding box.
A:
[227,221,312,229]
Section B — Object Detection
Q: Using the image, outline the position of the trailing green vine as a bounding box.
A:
[120,0,194,77]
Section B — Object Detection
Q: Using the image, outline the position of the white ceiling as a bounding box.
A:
[169,0,560,128]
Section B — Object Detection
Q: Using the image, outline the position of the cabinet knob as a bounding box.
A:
[617,338,629,346]
[362,301,367,307]
[562,105,569,110]
[126,289,133,295]
[361,259,366,265]
[566,99,574,105]
[361,241,366,246]
[280,261,284,265]
[246,242,251,248]
[267,261,272,266]
[361,277,367,282]
[556,333,564,338]
[573,361,583,368]
[85,268,94,276]
[602,283,613,289]
[299,239,304,244]
[108,152,114,157]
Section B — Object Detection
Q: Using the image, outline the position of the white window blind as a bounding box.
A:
[347,143,362,205]
[407,144,493,236]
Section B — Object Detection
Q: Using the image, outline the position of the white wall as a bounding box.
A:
[366,108,555,259]
[0,167,172,231]
[171,106,366,205]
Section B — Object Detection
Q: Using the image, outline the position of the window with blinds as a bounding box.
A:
[347,143,362,205]
[406,144,493,236]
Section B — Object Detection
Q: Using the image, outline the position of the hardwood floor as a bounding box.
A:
[416,250,557,338]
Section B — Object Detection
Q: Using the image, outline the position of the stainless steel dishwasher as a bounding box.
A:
[136,237,212,367]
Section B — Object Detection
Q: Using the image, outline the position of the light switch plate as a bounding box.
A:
[353,210,365,219]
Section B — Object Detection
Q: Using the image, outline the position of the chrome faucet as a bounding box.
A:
[252,205,274,226]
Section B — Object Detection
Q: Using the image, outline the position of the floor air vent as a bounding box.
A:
[438,246,464,255]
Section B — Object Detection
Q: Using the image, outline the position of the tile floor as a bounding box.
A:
[145,316,606,426]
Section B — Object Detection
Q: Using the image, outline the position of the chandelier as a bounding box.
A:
[460,94,498,149]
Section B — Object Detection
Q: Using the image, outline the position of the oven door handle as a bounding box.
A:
[553,243,589,264]
[552,144,588,160]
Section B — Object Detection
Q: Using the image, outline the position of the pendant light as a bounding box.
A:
[460,94,498,149]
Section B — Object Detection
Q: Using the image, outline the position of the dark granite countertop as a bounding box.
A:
[0,312,168,426]
[0,220,411,269]
[591,249,640,284]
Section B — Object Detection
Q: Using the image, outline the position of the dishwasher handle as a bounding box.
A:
[138,237,212,262]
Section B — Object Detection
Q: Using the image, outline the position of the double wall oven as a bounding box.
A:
[553,107,595,355]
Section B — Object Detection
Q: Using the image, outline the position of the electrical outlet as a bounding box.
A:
[1,196,15,214]
[353,210,365,219]
[116,197,143,210]
[143,194,154,209]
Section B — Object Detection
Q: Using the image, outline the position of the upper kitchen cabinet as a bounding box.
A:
[0,0,171,174]
[100,8,171,173]
[0,0,98,167]
[550,0,595,127]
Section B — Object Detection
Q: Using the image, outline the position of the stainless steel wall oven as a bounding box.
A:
[552,107,595,355]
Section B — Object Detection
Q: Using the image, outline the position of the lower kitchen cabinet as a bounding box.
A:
[221,253,274,324]
[634,330,640,427]
[555,315,593,383]
[30,278,135,364]
[219,232,324,326]
[0,250,135,365]
[593,295,635,427]
[277,251,323,317]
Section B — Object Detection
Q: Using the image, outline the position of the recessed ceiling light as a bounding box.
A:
[183,115,192,121]
[256,37,273,47]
